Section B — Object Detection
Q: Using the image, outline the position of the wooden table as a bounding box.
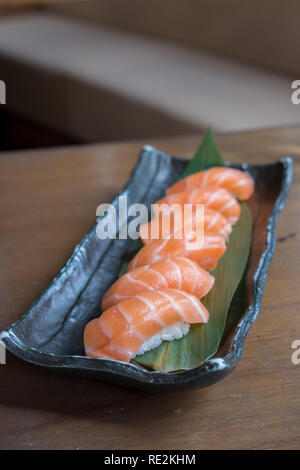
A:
[0,0,77,6]
[0,127,299,450]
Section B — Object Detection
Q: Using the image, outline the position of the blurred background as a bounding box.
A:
[0,0,299,150]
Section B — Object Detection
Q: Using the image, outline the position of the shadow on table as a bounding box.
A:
[1,354,208,425]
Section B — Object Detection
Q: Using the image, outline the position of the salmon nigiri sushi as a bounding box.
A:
[154,187,241,225]
[84,288,209,362]
[140,208,232,245]
[127,234,226,272]
[166,167,254,200]
[102,257,214,310]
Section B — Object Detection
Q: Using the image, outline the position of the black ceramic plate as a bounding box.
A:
[0,146,292,392]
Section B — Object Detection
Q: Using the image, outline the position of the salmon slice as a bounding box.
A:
[154,187,241,225]
[166,167,254,200]
[127,234,226,271]
[102,257,214,310]
[84,288,209,362]
[140,208,232,245]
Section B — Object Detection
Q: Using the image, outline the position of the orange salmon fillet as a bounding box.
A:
[102,257,214,310]
[154,187,241,225]
[127,234,226,272]
[84,288,209,362]
[166,167,254,200]
[140,207,232,245]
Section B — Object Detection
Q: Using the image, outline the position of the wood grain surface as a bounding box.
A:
[0,0,77,6]
[0,127,299,450]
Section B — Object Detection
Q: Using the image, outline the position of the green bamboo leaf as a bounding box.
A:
[179,127,225,179]
[135,203,252,371]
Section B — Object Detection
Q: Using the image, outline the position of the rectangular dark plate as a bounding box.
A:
[0,146,292,392]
